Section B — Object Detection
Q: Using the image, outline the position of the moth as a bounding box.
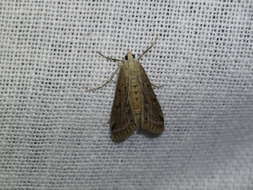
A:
[92,38,164,142]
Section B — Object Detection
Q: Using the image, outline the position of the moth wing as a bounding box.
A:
[139,65,164,134]
[110,66,137,142]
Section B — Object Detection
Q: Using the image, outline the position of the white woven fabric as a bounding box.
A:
[0,1,252,189]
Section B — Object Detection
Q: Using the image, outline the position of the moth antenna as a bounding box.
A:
[97,51,122,62]
[138,35,159,61]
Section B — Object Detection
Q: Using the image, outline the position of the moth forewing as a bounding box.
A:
[129,57,164,135]
[139,63,164,134]
[110,62,137,142]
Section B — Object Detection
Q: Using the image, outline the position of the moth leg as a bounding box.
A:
[138,36,158,61]
[151,83,164,89]
[97,51,122,62]
[86,66,120,92]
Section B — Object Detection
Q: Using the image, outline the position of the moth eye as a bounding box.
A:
[132,54,135,58]
[125,55,128,60]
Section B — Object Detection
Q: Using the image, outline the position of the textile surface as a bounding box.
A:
[0,1,252,189]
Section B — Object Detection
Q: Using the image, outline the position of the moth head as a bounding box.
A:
[125,51,135,61]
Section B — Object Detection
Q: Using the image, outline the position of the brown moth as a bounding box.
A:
[93,39,164,142]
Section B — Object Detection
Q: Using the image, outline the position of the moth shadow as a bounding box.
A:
[137,129,162,139]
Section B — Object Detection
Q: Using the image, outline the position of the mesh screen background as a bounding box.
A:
[0,0,253,189]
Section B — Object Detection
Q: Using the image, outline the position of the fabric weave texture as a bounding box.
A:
[0,1,252,189]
